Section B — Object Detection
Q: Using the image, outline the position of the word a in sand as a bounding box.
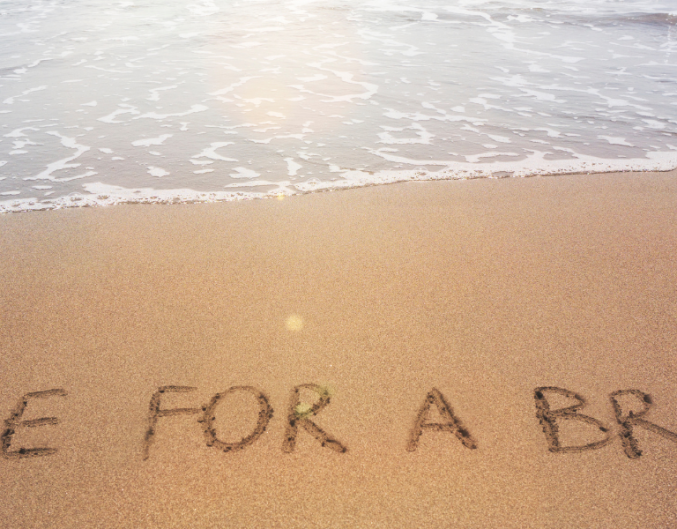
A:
[2,385,677,460]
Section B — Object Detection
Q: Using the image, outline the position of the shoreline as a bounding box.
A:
[1,170,677,527]
[3,161,677,214]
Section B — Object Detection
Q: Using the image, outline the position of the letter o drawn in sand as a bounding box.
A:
[199,386,274,453]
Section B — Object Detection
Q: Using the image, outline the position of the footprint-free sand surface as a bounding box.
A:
[1,171,676,528]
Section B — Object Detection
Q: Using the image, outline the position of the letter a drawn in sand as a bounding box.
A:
[406,388,477,452]
[534,387,612,453]
[610,389,677,459]
[282,384,347,453]
[1,389,68,459]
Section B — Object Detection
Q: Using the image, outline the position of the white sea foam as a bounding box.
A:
[135,104,208,120]
[3,150,675,213]
[285,158,302,176]
[147,166,169,177]
[599,136,634,146]
[98,105,140,123]
[2,85,47,105]
[23,132,95,182]
[229,167,261,179]
[132,134,173,147]
[147,85,179,102]
[192,143,237,162]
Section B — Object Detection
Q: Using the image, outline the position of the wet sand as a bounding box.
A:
[1,170,677,528]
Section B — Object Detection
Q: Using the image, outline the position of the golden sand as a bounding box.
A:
[1,170,676,527]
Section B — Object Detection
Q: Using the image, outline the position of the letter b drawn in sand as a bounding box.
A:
[610,389,677,459]
[1,389,68,459]
[199,386,273,453]
[282,384,347,453]
[406,388,477,452]
[534,387,612,453]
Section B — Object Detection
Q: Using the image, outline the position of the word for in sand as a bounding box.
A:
[2,385,677,460]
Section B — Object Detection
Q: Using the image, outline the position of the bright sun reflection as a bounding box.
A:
[285,314,304,331]
[204,3,367,139]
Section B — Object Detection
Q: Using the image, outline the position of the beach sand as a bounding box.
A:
[1,170,676,528]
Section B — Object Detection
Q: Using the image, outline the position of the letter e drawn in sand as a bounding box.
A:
[406,388,477,452]
[534,387,612,453]
[199,386,273,453]
[142,386,200,461]
[610,390,677,459]
[283,384,347,454]
[1,389,68,459]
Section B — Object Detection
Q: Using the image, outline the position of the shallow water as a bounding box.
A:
[1,0,676,212]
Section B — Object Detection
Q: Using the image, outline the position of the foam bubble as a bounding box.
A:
[229,167,260,179]
[148,167,169,177]
[132,134,173,147]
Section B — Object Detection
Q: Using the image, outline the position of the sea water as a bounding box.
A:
[0,0,676,212]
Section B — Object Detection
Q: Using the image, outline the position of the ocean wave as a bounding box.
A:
[2,0,676,213]
[2,151,676,214]
[558,12,677,27]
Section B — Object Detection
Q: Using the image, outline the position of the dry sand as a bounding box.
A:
[1,170,677,528]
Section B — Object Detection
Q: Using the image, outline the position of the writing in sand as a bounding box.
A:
[2,385,677,461]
